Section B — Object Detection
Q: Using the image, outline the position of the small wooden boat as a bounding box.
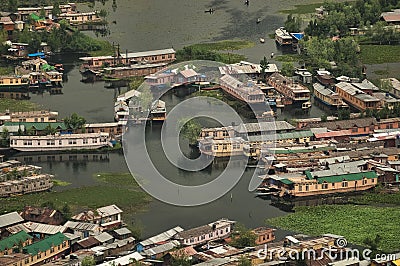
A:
[257,18,261,24]
[302,101,312,110]
[259,38,265,43]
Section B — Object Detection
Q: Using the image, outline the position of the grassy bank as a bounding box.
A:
[0,172,151,237]
[176,40,254,64]
[360,45,400,64]
[280,3,324,14]
[275,54,300,62]
[267,205,400,252]
[0,98,40,113]
[88,39,114,57]
[350,190,400,206]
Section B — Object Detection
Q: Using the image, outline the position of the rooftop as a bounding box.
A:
[23,232,69,256]
[0,231,32,252]
[0,212,24,228]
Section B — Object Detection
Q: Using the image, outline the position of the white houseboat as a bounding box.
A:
[275,27,293,46]
[10,132,111,152]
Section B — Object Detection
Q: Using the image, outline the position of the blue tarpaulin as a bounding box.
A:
[28,52,45,58]
[291,33,304,41]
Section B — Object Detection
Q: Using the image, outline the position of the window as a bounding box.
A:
[305,185,309,191]
[342,181,348,187]
[322,183,328,189]
[362,178,367,185]
[298,185,302,192]
[213,145,218,151]
[83,139,88,144]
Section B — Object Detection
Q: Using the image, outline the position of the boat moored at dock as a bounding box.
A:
[10,132,111,152]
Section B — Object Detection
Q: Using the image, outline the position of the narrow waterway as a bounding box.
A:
[18,0,333,238]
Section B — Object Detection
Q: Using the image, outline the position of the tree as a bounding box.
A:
[64,113,86,133]
[230,224,257,248]
[284,14,302,33]
[238,255,252,266]
[260,56,270,81]
[281,62,295,77]
[0,128,9,147]
[40,8,46,19]
[137,86,153,112]
[81,256,95,266]
[321,114,328,122]
[98,9,108,19]
[52,0,61,17]
[43,124,57,135]
[61,204,71,220]
[338,108,350,120]
[178,118,202,146]
[363,234,382,258]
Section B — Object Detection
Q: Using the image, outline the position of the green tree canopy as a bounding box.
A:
[64,113,86,132]
[230,224,257,249]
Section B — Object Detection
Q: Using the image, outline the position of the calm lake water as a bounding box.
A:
[16,0,332,237]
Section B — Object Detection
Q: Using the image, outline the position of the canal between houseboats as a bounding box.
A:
[20,0,333,237]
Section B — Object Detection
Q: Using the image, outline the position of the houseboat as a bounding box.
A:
[150,100,166,121]
[0,76,29,90]
[313,83,348,109]
[219,74,267,113]
[0,174,53,197]
[43,71,63,87]
[80,48,176,71]
[10,132,111,152]
[267,73,310,106]
[261,169,377,198]
[275,27,293,46]
[335,82,381,111]
[114,100,130,122]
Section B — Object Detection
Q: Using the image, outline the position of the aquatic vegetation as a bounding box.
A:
[267,205,400,252]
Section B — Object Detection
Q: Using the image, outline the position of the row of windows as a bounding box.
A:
[19,138,104,146]
[298,179,373,191]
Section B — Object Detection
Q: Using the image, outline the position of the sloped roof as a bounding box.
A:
[234,121,294,134]
[0,212,24,228]
[97,204,122,217]
[114,227,132,236]
[142,240,180,256]
[176,225,212,239]
[0,231,32,251]
[140,226,184,247]
[316,171,377,184]
[4,122,67,131]
[94,232,113,243]
[23,232,69,256]
[77,236,100,248]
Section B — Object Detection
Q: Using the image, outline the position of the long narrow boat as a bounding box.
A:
[313,83,348,109]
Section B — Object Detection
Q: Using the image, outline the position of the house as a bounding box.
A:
[136,226,184,252]
[218,61,278,79]
[175,219,235,247]
[63,221,101,239]
[7,222,65,239]
[112,227,132,240]
[162,246,197,266]
[97,252,144,266]
[0,16,15,34]
[141,240,180,259]
[58,12,102,25]
[175,69,200,85]
[20,206,65,225]
[351,79,380,95]
[0,231,33,256]
[252,227,275,245]
[91,237,136,258]
[0,212,24,236]
[74,236,100,251]
[7,42,29,58]
[315,69,335,86]
[372,92,400,110]
[93,232,114,245]
[2,110,58,124]
[335,82,381,111]
[22,232,70,265]
[381,9,400,25]
[0,253,31,266]
[69,204,120,231]
[294,69,312,84]
[382,78,400,98]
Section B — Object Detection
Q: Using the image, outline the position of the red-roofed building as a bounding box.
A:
[381,10,400,25]
[20,206,65,225]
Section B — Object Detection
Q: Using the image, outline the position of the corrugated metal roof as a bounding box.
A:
[97,252,144,266]
[24,222,65,235]
[97,204,122,216]
[140,226,184,246]
[0,212,24,228]
[114,227,132,236]
[142,240,180,256]
[235,121,294,134]
[94,232,113,243]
